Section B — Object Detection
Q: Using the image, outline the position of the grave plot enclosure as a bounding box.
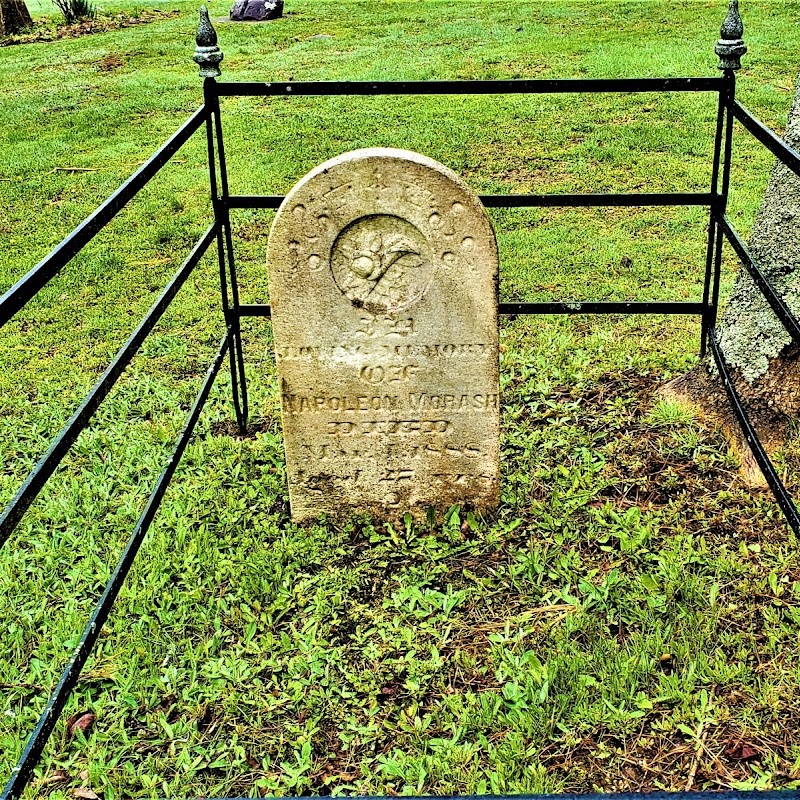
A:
[2,1,800,798]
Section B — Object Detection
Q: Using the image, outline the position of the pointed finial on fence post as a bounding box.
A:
[715,0,746,71]
[194,5,223,78]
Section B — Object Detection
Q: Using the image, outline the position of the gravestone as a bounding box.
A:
[267,148,500,522]
[229,0,282,21]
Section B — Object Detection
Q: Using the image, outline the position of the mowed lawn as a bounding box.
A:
[2,1,800,798]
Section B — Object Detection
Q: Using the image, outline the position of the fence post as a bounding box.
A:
[705,0,746,350]
[195,7,249,432]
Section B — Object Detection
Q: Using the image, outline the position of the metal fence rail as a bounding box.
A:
[733,100,800,176]
[3,0,800,797]
[1,95,234,798]
[0,222,218,549]
[213,76,724,96]
[715,213,800,344]
[0,106,208,329]
[704,95,800,538]
[710,332,800,534]
[235,301,708,319]
[227,192,716,210]
[1,333,230,799]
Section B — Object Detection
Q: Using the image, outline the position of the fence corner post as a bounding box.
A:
[194,5,223,79]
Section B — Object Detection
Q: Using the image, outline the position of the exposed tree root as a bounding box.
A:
[661,349,800,488]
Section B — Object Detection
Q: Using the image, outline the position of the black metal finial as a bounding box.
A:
[715,0,746,72]
[194,5,223,78]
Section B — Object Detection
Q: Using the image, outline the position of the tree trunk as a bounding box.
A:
[665,72,800,484]
[0,0,33,34]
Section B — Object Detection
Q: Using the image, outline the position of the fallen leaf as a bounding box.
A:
[51,167,100,173]
[41,769,69,785]
[725,739,760,760]
[67,712,96,738]
[72,789,100,800]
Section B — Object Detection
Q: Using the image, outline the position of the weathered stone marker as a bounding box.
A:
[267,148,500,522]
[229,0,282,21]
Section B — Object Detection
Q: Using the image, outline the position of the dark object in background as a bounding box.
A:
[230,0,282,21]
[53,0,95,23]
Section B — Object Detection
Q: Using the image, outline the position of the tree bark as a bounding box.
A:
[665,72,800,484]
[0,0,33,34]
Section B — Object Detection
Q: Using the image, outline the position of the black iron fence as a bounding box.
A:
[2,1,800,797]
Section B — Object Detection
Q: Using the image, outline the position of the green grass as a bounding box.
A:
[2,1,800,797]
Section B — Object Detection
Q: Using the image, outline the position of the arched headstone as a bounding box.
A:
[267,148,500,522]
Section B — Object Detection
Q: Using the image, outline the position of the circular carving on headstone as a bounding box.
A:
[330,214,434,313]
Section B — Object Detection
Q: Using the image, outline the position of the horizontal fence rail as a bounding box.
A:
[227,193,715,210]
[0,223,218,550]
[236,302,706,318]
[214,76,724,97]
[500,301,704,315]
[733,101,800,178]
[1,333,229,800]
[0,106,208,329]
